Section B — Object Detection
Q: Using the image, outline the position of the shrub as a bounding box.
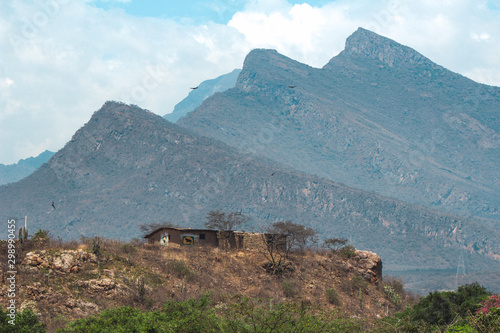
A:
[383,285,401,306]
[340,245,356,259]
[0,308,46,333]
[349,276,368,292]
[404,283,491,326]
[326,288,341,306]
[281,280,298,298]
[121,243,137,264]
[166,259,195,281]
[32,229,50,242]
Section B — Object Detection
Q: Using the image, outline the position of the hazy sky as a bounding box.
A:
[1,0,499,164]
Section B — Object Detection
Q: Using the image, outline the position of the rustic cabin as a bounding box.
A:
[144,227,287,251]
[144,227,219,247]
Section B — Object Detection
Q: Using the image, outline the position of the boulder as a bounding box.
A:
[354,250,382,283]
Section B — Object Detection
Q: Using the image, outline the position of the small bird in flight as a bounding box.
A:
[52,201,56,209]
[288,85,296,88]
[190,86,199,90]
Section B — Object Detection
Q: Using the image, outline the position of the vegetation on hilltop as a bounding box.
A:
[1,234,498,332]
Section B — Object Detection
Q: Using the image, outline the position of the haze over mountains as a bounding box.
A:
[1,28,499,293]
[164,69,241,123]
[0,150,54,185]
[178,28,500,226]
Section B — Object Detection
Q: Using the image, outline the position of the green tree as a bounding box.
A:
[0,308,46,333]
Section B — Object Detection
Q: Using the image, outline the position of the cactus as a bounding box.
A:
[92,236,102,256]
[18,227,28,243]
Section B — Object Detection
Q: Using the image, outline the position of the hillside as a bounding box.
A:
[0,101,499,293]
[177,28,500,224]
[164,69,241,123]
[0,238,409,332]
[0,150,54,185]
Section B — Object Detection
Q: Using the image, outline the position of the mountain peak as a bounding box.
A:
[236,49,312,90]
[341,27,436,68]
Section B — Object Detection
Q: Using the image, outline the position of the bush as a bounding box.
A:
[31,229,50,242]
[121,243,137,264]
[383,285,401,307]
[0,308,46,333]
[58,295,369,333]
[349,276,368,292]
[326,288,341,306]
[166,259,195,281]
[340,245,356,259]
[392,282,492,327]
[281,280,298,298]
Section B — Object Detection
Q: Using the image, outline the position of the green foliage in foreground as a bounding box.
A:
[381,283,499,332]
[0,308,46,333]
[56,295,367,333]
[3,283,498,333]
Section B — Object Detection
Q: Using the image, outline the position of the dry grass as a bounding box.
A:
[0,239,412,332]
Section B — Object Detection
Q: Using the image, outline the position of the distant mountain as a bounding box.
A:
[1,101,499,293]
[164,69,241,123]
[0,150,54,185]
[177,28,500,225]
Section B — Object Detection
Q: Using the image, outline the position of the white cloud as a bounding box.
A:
[0,0,499,164]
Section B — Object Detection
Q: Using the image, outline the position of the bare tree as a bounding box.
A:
[139,221,175,236]
[205,210,250,249]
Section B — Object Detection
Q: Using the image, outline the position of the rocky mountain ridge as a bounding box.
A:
[0,101,499,293]
[177,28,500,224]
[0,150,54,185]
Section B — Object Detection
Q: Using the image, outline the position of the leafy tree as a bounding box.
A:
[398,282,491,327]
[269,221,316,256]
[261,221,316,274]
[323,238,348,252]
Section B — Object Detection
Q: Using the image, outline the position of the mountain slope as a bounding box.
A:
[164,69,241,123]
[177,28,500,224]
[0,101,499,293]
[0,150,54,185]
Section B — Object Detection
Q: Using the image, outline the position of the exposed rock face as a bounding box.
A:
[354,250,383,283]
[179,28,500,223]
[340,27,437,68]
[22,250,97,273]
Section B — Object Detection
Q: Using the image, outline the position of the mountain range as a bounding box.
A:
[1,28,499,293]
[177,28,500,226]
[0,150,54,185]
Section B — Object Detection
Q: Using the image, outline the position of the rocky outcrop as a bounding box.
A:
[353,250,382,283]
[22,250,97,273]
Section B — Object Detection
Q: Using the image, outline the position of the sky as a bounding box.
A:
[0,0,499,164]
